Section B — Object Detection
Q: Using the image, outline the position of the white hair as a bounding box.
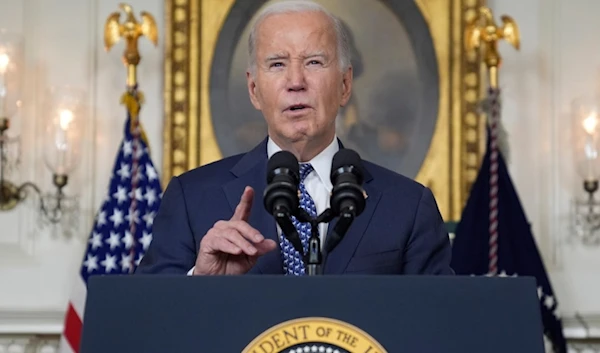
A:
[247,0,351,77]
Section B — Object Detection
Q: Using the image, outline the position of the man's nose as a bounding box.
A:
[286,63,306,91]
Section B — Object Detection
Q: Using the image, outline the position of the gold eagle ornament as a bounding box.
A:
[465,6,520,88]
[104,3,158,87]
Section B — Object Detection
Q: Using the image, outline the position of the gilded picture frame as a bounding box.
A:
[162,0,486,222]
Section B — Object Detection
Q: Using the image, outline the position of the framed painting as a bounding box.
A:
[162,0,487,222]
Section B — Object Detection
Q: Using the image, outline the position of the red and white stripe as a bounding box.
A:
[59,276,87,353]
[488,88,500,275]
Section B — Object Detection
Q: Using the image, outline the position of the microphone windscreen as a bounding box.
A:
[267,150,299,182]
[331,149,364,182]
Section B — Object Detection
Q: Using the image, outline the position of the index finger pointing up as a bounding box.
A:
[231,186,254,221]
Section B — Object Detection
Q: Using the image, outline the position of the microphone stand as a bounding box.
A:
[295,208,335,276]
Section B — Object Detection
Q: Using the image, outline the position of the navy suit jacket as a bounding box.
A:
[136,138,454,275]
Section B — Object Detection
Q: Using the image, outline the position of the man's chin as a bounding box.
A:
[280,131,311,143]
[269,121,332,144]
[276,123,311,139]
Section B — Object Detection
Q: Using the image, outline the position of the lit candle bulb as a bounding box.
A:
[0,53,8,73]
[582,112,599,180]
[583,112,598,134]
[55,109,74,175]
[60,109,73,129]
[0,53,9,117]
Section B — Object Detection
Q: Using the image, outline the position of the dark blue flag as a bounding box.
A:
[451,89,567,353]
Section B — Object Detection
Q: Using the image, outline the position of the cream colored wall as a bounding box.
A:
[0,0,164,349]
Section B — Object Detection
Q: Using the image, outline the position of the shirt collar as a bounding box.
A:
[267,136,338,192]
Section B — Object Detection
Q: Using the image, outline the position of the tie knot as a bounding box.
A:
[299,163,314,181]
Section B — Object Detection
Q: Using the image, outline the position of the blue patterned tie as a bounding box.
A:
[280,163,317,275]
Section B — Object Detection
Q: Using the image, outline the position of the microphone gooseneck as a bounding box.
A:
[263,151,304,256]
[262,148,368,275]
[325,149,366,254]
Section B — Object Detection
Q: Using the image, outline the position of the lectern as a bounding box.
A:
[80,275,545,353]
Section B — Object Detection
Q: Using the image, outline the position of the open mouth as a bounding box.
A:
[287,104,310,112]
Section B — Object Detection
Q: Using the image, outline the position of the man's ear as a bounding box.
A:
[247,71,261,110]
[340,66,353,106]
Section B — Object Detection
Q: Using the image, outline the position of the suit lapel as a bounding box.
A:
[222,139,283,274]
[323,169,382,274]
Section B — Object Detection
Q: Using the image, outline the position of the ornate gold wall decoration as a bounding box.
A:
[162,0,486,222]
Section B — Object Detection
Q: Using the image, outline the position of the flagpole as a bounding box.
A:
[456,12,568,352]
[465,6,520,275]
[104,3,158,272]
[58,8,162,352]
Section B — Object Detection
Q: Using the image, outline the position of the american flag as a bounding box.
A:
[58,89,162,353]
[451,88,567,353]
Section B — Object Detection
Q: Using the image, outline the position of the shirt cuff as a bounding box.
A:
[187,266,195,276]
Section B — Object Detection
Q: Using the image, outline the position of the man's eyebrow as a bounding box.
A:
[262,52,329,64]
[265,53,289,62]
[304,51,327,59]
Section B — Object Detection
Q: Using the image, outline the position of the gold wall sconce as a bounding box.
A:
[0,29,83,224]
[571,95,600,245]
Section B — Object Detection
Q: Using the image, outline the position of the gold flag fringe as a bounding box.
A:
[120,90,151,154]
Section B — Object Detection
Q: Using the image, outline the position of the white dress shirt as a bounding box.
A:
[187,136,339,275]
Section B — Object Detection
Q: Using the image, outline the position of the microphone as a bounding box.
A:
[263,151,304,256]
[325,149,366,254]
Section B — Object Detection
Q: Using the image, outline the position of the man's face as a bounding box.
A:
[246,11,353,145]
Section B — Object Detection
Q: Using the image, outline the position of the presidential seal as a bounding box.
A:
[242,317,387,353]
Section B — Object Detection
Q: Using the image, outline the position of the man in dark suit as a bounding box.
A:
[136,0,453,276]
